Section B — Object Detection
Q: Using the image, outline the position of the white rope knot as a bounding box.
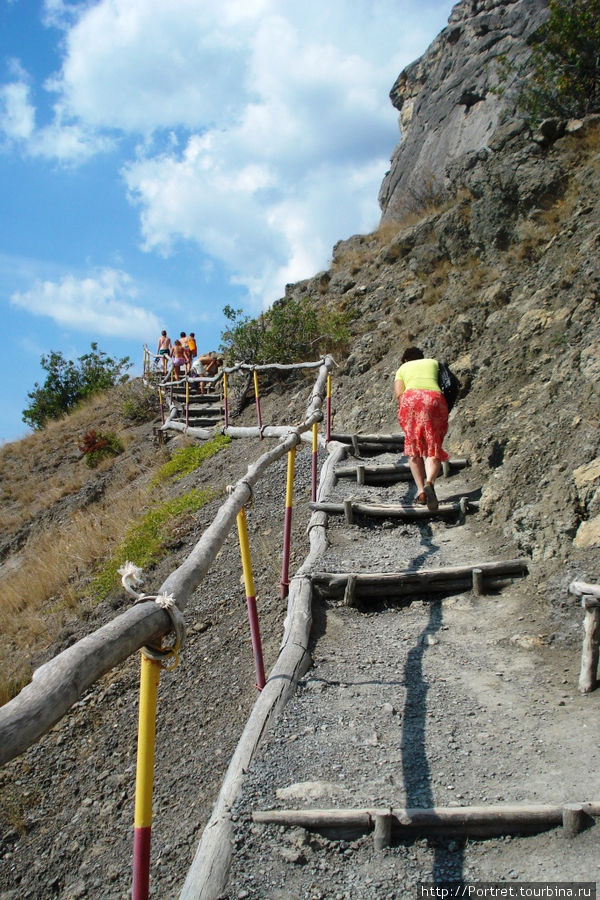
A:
[119,562,186,667]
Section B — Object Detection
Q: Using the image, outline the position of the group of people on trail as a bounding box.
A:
[394,346,451,511]
[155,329,222,391]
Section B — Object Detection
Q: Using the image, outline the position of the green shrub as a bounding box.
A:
[220,299,350,365]
[153,434,231,483]
[78,429,124,468]
[120,380,158,423]
[521,0,600,122]
[90,488,214,599]
[23,343,131,430]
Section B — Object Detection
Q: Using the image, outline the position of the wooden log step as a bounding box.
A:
[311,559,528,599]
[309,498,478,519]
[252,802,600,838]
[334,459,469,481]
[330,432,405,445]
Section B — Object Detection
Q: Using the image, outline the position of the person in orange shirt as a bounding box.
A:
[187,332,197,359]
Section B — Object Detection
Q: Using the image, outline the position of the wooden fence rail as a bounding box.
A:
[0,357,335,767]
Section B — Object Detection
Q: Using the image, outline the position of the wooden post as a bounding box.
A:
[343,499,354,525]
[562,804,585,838]
[472,568,484,596]
[236,507,266,690]
[442,461,451,477]
[351,435,360,456]
[356,464,365,486]
[185,378,190,429]
[374,813,392,850]
[343,574,357,608]
[281,447,296,599]
[579,598,600,694]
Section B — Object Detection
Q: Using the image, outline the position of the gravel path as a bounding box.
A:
[1,434,598,900]
[224,445,600,899]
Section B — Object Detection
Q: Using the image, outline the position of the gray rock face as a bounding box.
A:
[379,0,549,220]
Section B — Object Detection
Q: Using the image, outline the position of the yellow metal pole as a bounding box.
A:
[132,652,161,900]
[237,507,266,689]
[280,447,296,598]
[311,422,318,502]
[253,369,263,431]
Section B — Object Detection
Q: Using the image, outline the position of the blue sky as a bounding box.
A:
[0,0,455,443]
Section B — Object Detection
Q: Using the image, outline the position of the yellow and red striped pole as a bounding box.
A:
[280,447,296,598]
[132,652,161,900]
[253,369,263,433]
[326,373,332,445]
[223,372,229,429]
[311,422,318,502]
[236,507,266,689]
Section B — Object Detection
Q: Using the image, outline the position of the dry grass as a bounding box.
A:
[0,478,155,703]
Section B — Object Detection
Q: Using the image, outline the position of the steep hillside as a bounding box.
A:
[286,115,600,632]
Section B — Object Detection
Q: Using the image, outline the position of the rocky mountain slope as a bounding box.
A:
[379,0,549,219]
[1,0,600,896]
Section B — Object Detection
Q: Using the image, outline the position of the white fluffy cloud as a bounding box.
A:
[10,269,160,338]
[4,0,453,306]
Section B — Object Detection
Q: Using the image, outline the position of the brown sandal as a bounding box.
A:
[424,481,438,511]
[416,491,427,505]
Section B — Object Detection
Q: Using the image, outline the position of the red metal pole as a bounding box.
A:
[185,378,189,429]
[311,422,318,503]
[223,372,229,429]
[326,373,332,445]
[280,447,296,598]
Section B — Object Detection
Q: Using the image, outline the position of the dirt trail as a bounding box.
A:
[224,445,600,899]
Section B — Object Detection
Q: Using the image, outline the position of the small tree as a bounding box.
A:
[521,0,600,121]
[23,343,132,430]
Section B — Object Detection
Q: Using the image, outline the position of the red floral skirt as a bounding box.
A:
[398,389,449,460]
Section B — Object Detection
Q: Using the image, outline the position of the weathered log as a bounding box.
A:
[374,812,392,850]
[311,561,528,601]
[472,567,484,596]
[570,580,600,601]
[562,804,587,837]
[309,499,478,519]
[0,358,335,766]
[329,432,405,445]
[343,574,357,608]
[334,459,469,480]
[579,604,600,694]
[252,802,600,838]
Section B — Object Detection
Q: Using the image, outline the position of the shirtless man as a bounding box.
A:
[156,330,171,373]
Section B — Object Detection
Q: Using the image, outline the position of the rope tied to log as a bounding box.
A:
[118,562,186,670]
[227,480,254,509]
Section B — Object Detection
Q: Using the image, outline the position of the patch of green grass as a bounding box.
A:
[91,488,215,599]
[153,434,231,483]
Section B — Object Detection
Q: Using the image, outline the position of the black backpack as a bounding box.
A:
[438,361,461,411]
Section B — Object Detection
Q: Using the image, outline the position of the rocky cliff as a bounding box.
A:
[379,0,549,220]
